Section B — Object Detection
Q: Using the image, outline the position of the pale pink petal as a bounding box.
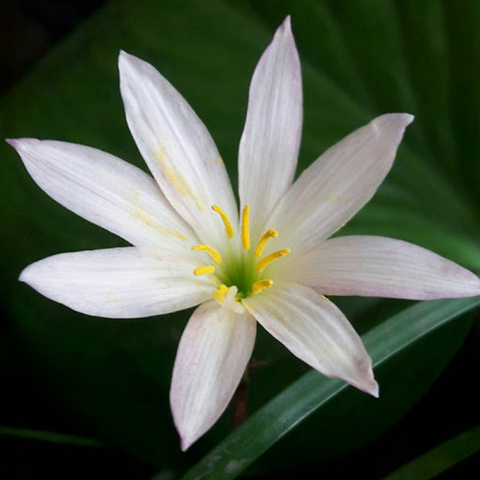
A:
[265,114,414,255]
[8,138,195,250]
[119,52,238,250]
[238,16,302,242]
[279,236,480,299]
[170,301,256,450]
[243,282,378,396]
[19,247,213,318]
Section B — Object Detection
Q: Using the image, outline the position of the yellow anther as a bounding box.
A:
[192,244,222,264]
[256,248,291,272]
[212,205,234,238]
[193,266,215,276]
[255,229,278,257]
[252,279,274,293]
[213,284,229,303]
[241,205,250,250]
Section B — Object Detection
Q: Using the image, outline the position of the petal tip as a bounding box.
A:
[368,113,414,149]
[5,137,39,153]
[397,112,415,127]
[369,379,380,398]
[18,264,34,285]
[6,137,34,151]
[359,376,379,398]
[118,49,130,61]
[355,363,379,398]
[118,50,141,74]
[174,417,201,452]
[373,113,414,131]
[118,49,131,68]
[460,273,480,298]
[277,15,296,46]
[280,15,292,32]
[454,268,480,297]
[18,268,27,284]
[180,435,193,452]
[5,138,18,149]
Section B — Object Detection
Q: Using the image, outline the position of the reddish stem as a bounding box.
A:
[231,359,271,429]
[231,372,249,429]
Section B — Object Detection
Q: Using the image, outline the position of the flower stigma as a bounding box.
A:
[192,204,291,311]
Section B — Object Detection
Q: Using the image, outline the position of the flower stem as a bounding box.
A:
[231,366,250,429]
[231,359,271,429]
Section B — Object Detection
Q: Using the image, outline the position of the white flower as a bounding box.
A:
[9,17,480,451]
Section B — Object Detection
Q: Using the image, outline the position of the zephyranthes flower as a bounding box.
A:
[9,18,480,450]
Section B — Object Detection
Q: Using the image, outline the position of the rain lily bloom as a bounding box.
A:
[9,17,480,451]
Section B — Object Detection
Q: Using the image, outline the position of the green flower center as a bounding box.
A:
[192,204,290,305]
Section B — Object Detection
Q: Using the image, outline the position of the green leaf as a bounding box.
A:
[0,426,104,448]
[180,297,480,479]
[384,425,480,480]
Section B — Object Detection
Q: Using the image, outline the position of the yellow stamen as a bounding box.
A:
[192,245,222,264]
[193,266,215,276]
[213,284,229,302]
[252,279,274,293]
[256,248,291,272]
[255,229,278,257]
[241,205,250,250]
[212,205,234,238]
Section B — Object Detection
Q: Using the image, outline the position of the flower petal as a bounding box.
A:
[280,235,480,299]
[170,301,256,451]
[8,138,194,250]
[266,114,414,255]
[119,51,238,250]
[243,282,378,396]
[238,16,303,241]
[19,247,213,318]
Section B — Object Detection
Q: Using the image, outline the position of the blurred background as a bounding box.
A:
[1,0,480,478]
[0,0,107,96]
[1,2,155,477]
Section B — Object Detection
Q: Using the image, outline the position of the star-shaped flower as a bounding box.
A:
[9,18,480,451]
